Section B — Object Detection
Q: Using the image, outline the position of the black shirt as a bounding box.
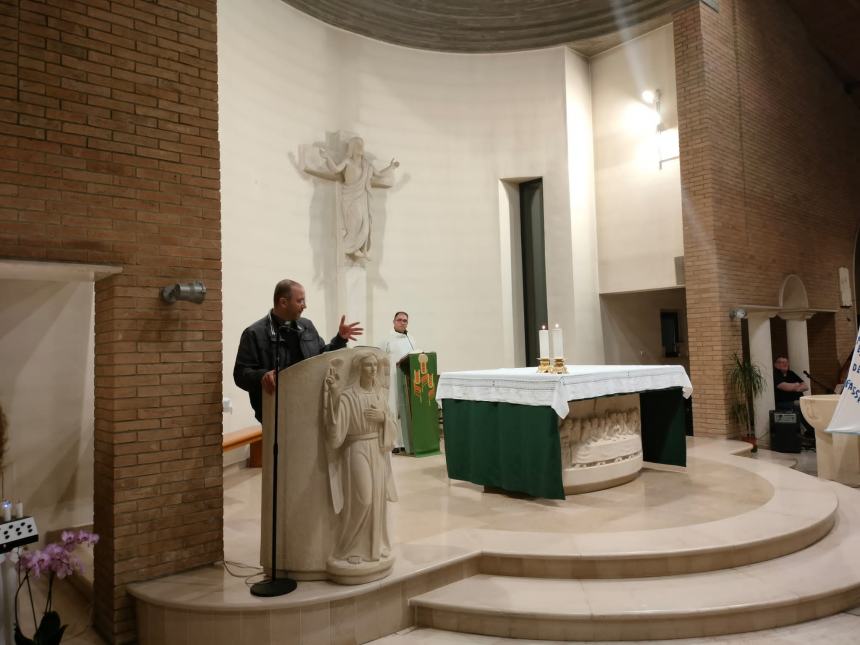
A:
[274,316,304,368]
[774,369,804,407]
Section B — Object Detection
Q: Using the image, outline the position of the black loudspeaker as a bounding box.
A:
[770,410,801,453]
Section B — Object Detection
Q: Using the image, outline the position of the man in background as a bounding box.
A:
[233,279,362,423]
[774,355,809,408]
[378,311,417,453]
[773,355,813,448]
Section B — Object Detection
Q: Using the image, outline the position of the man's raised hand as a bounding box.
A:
[338,315,363,341]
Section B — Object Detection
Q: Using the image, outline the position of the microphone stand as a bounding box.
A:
[802,370,834,394]
[251,324,297,597]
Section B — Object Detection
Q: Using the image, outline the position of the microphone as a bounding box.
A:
[277,323,292,338]
[278,320,303,336]
[804,370,835,394]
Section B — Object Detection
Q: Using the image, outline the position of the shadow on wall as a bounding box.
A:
[0,279,95,537]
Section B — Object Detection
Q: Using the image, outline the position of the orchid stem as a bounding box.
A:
[25,574,37,633]
[45,571,54,616]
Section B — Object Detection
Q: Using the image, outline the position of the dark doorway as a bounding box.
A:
[770,317,788,362]
[660,311,682,358]
[807,313,840,393]
[519,179,548,367]
[855,229,860,329]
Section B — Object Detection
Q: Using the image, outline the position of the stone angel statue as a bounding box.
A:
[323,350,398,573]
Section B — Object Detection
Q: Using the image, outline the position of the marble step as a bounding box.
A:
[373,613,860,645]
[412,449,838,580]
[410,482,860,641]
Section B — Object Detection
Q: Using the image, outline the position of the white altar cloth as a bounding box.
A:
[436,365,693,418]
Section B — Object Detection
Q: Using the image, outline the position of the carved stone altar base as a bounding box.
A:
[559,393,643,494]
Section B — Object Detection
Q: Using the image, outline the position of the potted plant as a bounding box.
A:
[728,353,766,452]
[15,530,99,644]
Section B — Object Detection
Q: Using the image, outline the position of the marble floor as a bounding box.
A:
[224,446,776,568]
[54,441,855,644]
[376,609,860,645]
[219,439,860,644]
[223,440,829,569]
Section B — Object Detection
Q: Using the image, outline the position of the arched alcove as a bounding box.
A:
[778,274,810,313]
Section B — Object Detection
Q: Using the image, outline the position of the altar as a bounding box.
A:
[436,365,693,499]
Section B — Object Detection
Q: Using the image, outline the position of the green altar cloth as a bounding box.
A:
[443,400,564,499]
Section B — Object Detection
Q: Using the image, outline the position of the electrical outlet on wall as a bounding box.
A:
[1,517,38,553]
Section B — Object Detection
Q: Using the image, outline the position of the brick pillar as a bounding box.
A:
[674,0,860,436]
[673,1,745,436]
[0,1,223,642]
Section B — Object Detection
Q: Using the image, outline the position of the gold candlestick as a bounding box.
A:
[537,357,552,373]
[552,358,568,374]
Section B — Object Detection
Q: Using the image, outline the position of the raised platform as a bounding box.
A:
[128,438,860,643]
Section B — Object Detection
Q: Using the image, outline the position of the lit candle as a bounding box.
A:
[552,324,564,359]
[538,325,549,359]
[15,502,23,518]
[1,501,10,522]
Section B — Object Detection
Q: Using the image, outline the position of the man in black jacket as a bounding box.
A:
[233,279,363,422]
[773,355,814,448]
[773,355,809,409]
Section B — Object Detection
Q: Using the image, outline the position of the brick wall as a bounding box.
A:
[674,0,860,436]
[0,1,222,642]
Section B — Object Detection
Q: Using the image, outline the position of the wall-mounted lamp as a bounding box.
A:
[641,89,659,105]
[729,307,748,321]
[641,89,664,131]
[643,87,679,168]
[160,281,207,304]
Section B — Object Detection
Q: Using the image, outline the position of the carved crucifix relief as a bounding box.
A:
[302,136,399,263]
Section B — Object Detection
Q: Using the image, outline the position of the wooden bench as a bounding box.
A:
[223,425,263,468]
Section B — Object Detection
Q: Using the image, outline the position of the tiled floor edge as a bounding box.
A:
[134,558,483,644]
[413,588,860,641]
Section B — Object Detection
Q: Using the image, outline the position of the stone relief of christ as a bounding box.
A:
[303,136,400,262]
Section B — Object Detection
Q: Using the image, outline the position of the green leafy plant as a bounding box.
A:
[728,354,766,448]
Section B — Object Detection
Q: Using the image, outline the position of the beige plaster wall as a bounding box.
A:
[0,279,95,538]
[218,0,601,431]
[591,24,684,294]
[600,288,688,372]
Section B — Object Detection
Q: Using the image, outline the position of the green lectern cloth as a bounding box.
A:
[400,352,441,456]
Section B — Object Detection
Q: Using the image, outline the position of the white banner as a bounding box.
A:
[826,326,860,435]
